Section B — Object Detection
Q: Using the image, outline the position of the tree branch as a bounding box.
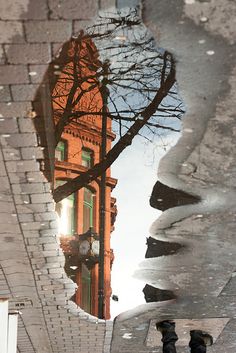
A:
[53,52,176,202]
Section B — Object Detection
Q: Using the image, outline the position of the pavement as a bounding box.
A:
[0,0,115,352]
[110,0,236,352]
[1,0,236,352]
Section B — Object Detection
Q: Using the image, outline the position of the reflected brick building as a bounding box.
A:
[52,36,117,319]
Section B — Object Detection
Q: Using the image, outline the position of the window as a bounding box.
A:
[55,180,75,236]
[82,149,93,168]
[81,263,91,314]
[55,140,67,161]
[83,188,94,232]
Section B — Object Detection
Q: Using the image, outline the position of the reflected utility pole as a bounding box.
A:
[98,60,110,319]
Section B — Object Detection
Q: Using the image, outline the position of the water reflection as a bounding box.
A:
[35,7,185,319]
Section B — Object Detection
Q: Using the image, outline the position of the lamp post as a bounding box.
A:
[98,60,110,319]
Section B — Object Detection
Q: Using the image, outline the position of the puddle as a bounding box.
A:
[2,1,236,352]
[34,7,186,319]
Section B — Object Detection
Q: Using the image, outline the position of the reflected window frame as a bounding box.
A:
[55,179,76,236]
[81,148,94,169]
[83,187,95,233]
[55,140,67,162]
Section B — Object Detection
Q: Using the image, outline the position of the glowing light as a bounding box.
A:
[57,198,73,236]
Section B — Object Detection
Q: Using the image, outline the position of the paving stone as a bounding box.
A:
[12,182,45,195]
[0,223,20,234]
[38,236,58,245]
[49,220,58,229]
[31,193,53,204]
[47,202,56,211]
[99,0,116,9]
[16,203,47,214]
[25,20,72,42]
[27,245,43,252]
[3,265,33,276]
[0,45,5,64]
[21,221,48,231]
[18,117,38,133]
[51,42,63,59]
[23,231,42,241]
[117,0,140,7]
[18,213,34,222]
[43,243,58,251]
[0,85,11,102]
[11,84,38,102]
[0,211,18,223]
[0,182,11,198]
[2,148,21,161]
[13,194,30,205]
[0,160,7,176]
[8,172,27,184]
[21,146,44,160]
[44,183,52,192]
[0,65,29,84]
[5,44,51,64]
[0,200,15,213]
[0,118,19,133]
[7,133,38,148]
[0,249,26,260]
[6,159,39,173]
[28,64,48,84]
[0,21,24,43]
[46,256,65,263]
[0,102,31,117]
[48,0,98,20]
[0,0,48,20]
[41,249,59,257]
[35,212,57,221]
[27,171,46,183]
[72,20,92,35]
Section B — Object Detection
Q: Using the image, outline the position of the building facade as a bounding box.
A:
[52,36,117,319]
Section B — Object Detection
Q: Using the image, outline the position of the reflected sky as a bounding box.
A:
[84,8,184,317]
[110,135,179,318]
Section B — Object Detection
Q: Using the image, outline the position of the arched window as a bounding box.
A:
[83,188,94,232]
[55,180,75,236]
[81,148,94,168]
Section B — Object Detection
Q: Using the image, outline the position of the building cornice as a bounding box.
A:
[55,161,117,188]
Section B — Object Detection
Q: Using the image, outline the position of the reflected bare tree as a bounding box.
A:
[48,9,184,202]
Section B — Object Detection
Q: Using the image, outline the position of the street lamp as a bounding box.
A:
[70,228,100,262]
[98,60,110,319]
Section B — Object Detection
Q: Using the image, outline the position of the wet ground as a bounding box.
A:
[1,0,236,352]
[110,0,236,352]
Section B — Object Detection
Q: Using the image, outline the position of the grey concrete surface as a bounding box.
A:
[111,1,236,353]
[0,0,114,352]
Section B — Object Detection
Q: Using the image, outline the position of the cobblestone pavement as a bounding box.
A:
[1,0,236,353]
[111,1,236,353]
[0,0,119,352]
